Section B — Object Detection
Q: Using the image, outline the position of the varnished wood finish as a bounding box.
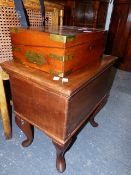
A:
[52,0,109,28]
[1,55,117,172]
[10,26,106,77]
[15,116,34,147]
[73,0,109,28]
[118,35,131,71]
[105,0,131,71]
[1,55,117,144]
[52,138,74,173]
[89,94,108,127]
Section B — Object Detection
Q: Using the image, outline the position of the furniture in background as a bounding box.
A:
[0,0,64,139]
[105,0,131,72]
[70,0,110,28]
[46,0,109,28]
[0,0,42,139]
[0,70,11,139]
[1,55,117,173]
[44,1,64,26]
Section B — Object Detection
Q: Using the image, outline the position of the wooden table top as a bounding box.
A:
[1,55,117,97]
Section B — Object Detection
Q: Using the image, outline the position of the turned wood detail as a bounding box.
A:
[52,137,76,173]
[15,116,34,147]
[89,95,108,127]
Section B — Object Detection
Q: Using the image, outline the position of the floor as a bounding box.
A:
[0,69,131,175]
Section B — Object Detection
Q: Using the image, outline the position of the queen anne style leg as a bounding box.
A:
[15,116,34,147]
[89,95,108,127]
[89,113,99,127]
[52,137,75,173]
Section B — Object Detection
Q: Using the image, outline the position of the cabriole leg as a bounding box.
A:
[89,95,108,127]
[15,116,34,147]
[90,115,99,127]
[52,138,74,173]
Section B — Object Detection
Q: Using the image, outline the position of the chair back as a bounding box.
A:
[0,0,64,63]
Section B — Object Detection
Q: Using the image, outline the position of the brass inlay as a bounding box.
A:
[49,69,64,77]
[25,51,46,65]
[49,69,73,77]
[49,53,74,62]
[50,34,75,43]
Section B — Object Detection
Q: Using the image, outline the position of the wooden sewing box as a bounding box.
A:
[1,26,117,173]
[10,26,106,77]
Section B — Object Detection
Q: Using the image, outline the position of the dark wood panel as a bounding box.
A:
[67,68,111,135]
[114,0,131,3]
[74,1,94,27]
[46,0,109,28]
[10,75,67,142]
[105,0,131,71]
[97,2,109,28]
[74,0,109,28]
[107,4,129,57]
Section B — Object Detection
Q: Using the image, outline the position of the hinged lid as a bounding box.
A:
[10,26,106,48]
[1,55,117,97]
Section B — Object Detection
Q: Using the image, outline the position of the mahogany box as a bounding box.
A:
[1,55,117,172]
[10,26,106,77]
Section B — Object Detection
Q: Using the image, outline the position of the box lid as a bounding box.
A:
[10,26,106,48]
[1,55,117,98]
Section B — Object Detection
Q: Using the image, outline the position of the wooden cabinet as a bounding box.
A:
[73,0,109,28]
[105,0,131,71]
[124,35,131,70]
[47,0,109,28]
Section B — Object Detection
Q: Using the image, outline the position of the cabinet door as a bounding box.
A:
[124,34,131,71]
[74,1,94,27]
[106,4,130,58]
[125,36,131,59]
[74,0,109,28]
